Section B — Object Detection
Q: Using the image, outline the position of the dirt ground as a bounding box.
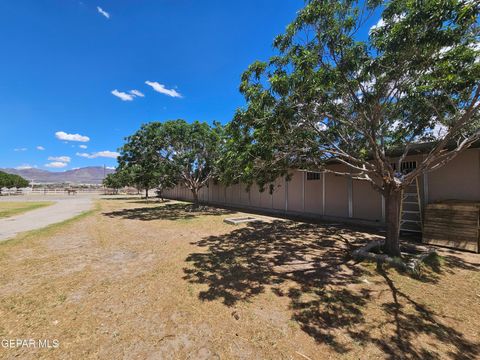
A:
[0,197,478,359]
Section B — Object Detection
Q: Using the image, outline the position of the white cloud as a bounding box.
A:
[45,161,68,168]
[55,131,90,142]
[97,6,110,19]
[130,89,145,97]
[76,152,90,158]
[36,146,45,151]
[48,156,71,163]
[111,89,134,101]
[14,148,27,152]
[438,46,454,58]
[95,150,119,158]
[369,18,385,34]
[79,144,88,149]
[145,81,182,98]
[315,122,328,131]
[76,150,119,159]
[429,123,449,139]
[333,98,343,105]
[15,164,35,170]
[106,166,115,170]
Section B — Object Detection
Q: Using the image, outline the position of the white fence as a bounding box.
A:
[0,188,104,195]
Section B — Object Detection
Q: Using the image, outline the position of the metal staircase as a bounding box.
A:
[399,177,423,234]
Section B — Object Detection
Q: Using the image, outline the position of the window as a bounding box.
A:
[401,161,417,172]
[391,161,417,173]
[306,172,321,180]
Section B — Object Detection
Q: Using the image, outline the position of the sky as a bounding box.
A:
[0,1,381,171]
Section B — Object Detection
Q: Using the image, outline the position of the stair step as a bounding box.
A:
[400,228,423,233]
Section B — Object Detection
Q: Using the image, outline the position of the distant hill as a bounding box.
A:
[0,166,115,184]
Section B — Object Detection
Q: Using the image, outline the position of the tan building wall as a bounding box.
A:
[304,172,323,215]
[427,149,480,202]
[163,148,479,226]
[324,164,349,218]
[272,178,286,210]
[287,171,303,212]
[352,180,383,222]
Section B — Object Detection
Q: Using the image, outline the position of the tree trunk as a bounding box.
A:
[145,188,149,199]
[192,189,199,209]
[383,187,402,257]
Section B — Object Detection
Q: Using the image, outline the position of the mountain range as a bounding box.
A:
[0,167,115,184]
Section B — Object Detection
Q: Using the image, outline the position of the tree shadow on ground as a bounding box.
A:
[101,196,143,201]
[411,249,480,285]
[183,220,479,358]
[371,269,479,360]
[103,203,235,221]
[129,199,173,205]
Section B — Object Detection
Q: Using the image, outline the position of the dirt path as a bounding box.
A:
[0,195,94,241]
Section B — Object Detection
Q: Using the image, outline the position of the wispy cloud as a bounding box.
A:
[76,150,119,159]
[369,18,385,34]
[48,156,71,163]
[45,161,68,168]
[55,131,90,142]
[111,89,134,101]
[97,6,110,19]
[79,145,88,149]
[145,81,182,98]
[36,146,45,151]
[130,89,145,97]
[14,148,27,152]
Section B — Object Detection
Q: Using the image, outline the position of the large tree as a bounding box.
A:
[0,171,29,191]
[223,0,479,256]
[118,123,177,199]
[160,119,224,208]
[120,120,223,207]
[103,169,132,194]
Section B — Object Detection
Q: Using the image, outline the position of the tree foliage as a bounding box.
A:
[0,171,30,190]
[103,170,132,193]
[222,0,480,255]
[118,122,177,198]
[119,120,223,205]
[161,119,224,206]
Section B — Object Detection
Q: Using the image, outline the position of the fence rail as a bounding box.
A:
[0,188,104,195]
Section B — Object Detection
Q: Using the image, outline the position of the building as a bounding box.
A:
[163,147,480,226]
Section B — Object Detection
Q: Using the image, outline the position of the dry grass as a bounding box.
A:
[0,197,478,359]
[0,201,54,219]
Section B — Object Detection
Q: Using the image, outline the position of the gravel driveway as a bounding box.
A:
[0,194,94,241]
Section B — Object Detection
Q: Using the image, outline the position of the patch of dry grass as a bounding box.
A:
[0,201,54,219]
[0,198,478,359]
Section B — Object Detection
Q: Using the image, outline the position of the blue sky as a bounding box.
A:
[0,1,380,171]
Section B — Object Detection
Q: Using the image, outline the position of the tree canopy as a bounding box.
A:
[118,122,178,199]
[119,119,223,205]
[221,0,479,255]
[0,171,30,190]
[103,169,132,193]
[116,0,478,255]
